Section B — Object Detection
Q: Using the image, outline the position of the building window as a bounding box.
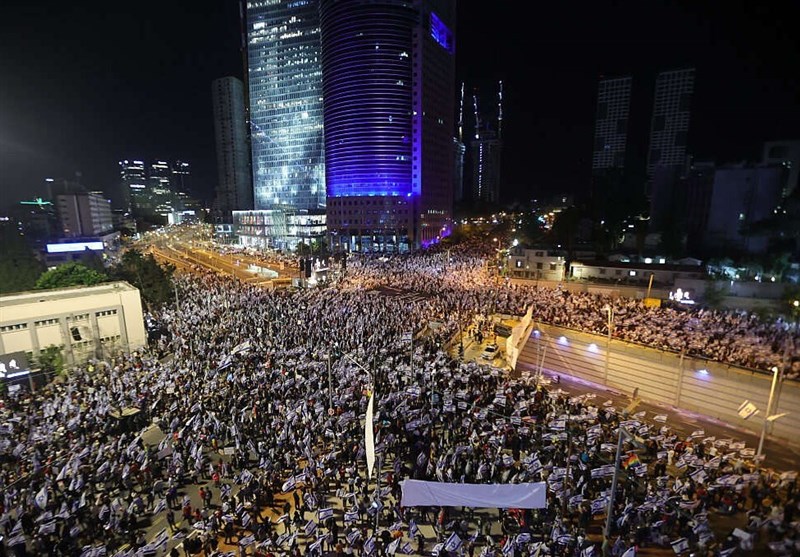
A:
[599,268,606,275]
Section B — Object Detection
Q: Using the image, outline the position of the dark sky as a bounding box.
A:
[1,0,798,210]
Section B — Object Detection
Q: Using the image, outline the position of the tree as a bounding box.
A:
[701,280,727,310]
[109,249,175,309]
[34,345,65,378]
[0,224,45,294]
[35,262,108,290]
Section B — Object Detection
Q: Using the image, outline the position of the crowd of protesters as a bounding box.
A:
[0,244,798,557]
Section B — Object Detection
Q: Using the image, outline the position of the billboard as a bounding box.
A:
[46,241,104,253]
[0,352,30,379]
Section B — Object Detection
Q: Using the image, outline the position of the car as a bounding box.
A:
[481,343,499,360]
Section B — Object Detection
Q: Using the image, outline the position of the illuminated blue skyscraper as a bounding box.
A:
[246,0,325,213]
[321,0,456,252]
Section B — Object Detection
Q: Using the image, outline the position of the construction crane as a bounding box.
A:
[472,89,481,140]
[497,80,504,140]
[458,82,465,143]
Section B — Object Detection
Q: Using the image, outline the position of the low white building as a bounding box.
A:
[507,247,567,281]
[0,281,146,365]
[569,259,705,286]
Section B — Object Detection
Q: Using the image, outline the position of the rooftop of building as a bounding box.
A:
[0,281,138,307]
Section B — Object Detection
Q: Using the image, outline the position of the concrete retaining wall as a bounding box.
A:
[517,323,799,444]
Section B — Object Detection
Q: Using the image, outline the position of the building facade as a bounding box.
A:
[321,0,456,251]
[120,159,147,214]
[212,76,254,221]
[56,191,113,238]
[246,0,326,214]
[232,209,326,251]
[705,163,785,253]
[592,76,632,172]
[0,281,146,365]
[646,68,695,183]
[470,130,502,204]
[762,140,800,197]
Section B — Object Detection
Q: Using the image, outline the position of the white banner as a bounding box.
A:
[365,394,375,479]
[400,480,547,509]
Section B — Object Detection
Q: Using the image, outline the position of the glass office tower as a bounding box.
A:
[246,0,325,213]
[321,0,456,252]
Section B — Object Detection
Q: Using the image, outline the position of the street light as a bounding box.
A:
[605,427,646,538]
[756,366,787,465]
[602,305,614,383]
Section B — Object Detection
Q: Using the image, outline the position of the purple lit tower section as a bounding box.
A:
[321,0,456,252]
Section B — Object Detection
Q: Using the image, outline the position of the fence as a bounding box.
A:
[516,322,799,444]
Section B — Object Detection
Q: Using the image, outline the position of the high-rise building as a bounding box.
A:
[170,160,191,193]
[762,140,800,197]
[470,129,502,204]
[322,0,456,251]
[119,160,147,214]
[646,68,695,183]
[149,160,175,217]
[591,76,632,172]
[705,163,785,253]
[212,76,253,221]
[56,191,113,238]
[467,82,503,206]
[453,82,466,204]
[246,0,325,213]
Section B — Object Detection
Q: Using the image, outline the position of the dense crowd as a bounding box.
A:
[0,246,798,557]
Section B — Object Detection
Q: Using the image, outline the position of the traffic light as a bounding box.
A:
[305,258,312,278]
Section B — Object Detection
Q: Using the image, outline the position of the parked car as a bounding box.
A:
[481,343,499,360]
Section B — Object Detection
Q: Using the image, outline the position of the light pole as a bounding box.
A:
[602,305,614,384]
[756,366,782,464]
[605,427,645,538]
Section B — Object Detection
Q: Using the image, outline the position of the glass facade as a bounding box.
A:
[320,0,416,199]
[247,0,326,212]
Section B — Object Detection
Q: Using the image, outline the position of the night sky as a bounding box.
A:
[1,0,798,210]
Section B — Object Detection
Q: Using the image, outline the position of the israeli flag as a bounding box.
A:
[152,499,166,515]
[305,519,317,535]
[444,532,463,553]
[35,486,48,509]
[670,537,689,553]
[318,507,334,521]
[364,536,376,556]
[281,476,296,493]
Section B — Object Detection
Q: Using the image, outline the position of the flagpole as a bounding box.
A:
[604,426,625,539]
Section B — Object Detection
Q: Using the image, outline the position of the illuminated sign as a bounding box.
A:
[46,242,104,253]
[0,352,30,379]
[430,12,453,54]
[669,288,695,305]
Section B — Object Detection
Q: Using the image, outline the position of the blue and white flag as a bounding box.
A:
[239,534,256,546]
[344,509,359,524]
[364,536,376,556]
[152,499,166,515]
[444,532,463,553]
[670,537,689,553]
[400,542,414,555]
[318,507,334,521]
[35,486,48,509]
[305,519,317,535]
[281,476,296,493]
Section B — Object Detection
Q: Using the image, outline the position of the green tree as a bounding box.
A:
[35,262,107,289]
[34,345,65,377]
[109,249,175,309]
[0,224,45,294]
[701,280,728,310]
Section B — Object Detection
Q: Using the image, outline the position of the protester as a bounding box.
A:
[0,244,797,557]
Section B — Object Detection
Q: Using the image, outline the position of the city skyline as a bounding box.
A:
[1,0,798,211]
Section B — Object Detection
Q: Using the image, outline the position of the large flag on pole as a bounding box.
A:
[365,394,376,479]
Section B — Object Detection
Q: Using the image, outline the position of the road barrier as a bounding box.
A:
[517,323,799,445]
